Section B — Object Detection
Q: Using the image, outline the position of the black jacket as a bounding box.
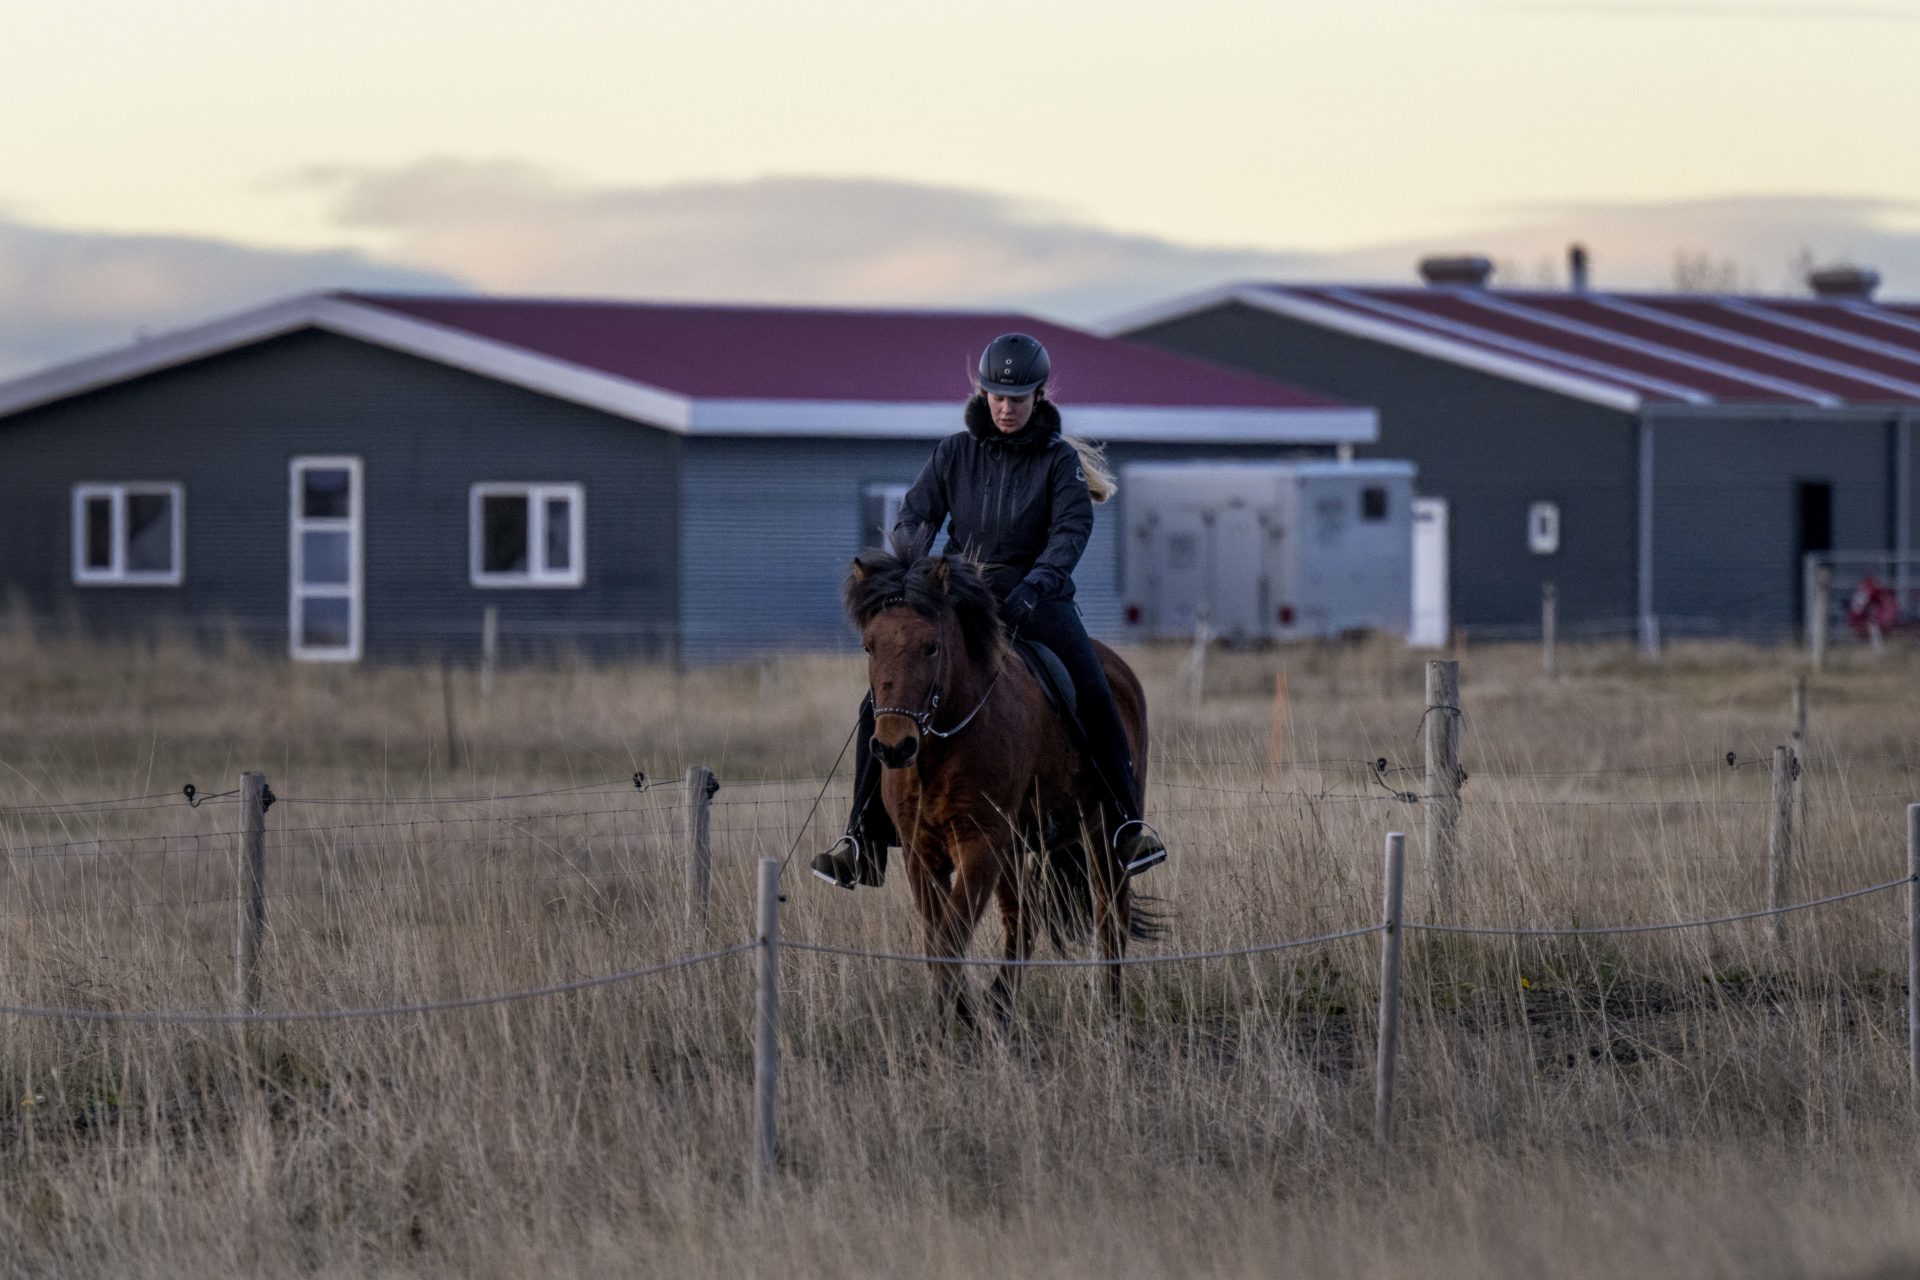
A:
[893,397,1094,603]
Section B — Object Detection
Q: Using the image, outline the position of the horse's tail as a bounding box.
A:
[1033,837,1168,952]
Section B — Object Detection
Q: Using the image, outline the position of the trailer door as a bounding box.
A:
[1207,504,1264,642]
[1150,509,1207,637]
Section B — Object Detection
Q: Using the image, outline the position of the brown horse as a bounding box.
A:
[845,540,1159,1026]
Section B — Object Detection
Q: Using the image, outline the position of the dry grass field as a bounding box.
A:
[1,615,1918,1278]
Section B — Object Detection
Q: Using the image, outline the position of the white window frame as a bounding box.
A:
[289,456,364,663]
[71,482,185,586]
[860,482,910,546]
[469,483,586,588]
[1528,500,1562,556]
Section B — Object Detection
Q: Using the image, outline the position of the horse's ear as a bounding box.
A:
[927,557,951,594]
[849,556,870,584]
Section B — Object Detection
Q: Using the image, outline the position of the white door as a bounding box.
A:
[1409,497,1449,648]
[290,457,363,661]
[1207,505,1263,642]
[1151,509,1208,637]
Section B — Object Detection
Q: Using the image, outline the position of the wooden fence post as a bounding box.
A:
[1767,745,1794,947]
[1424,660,1463,920]
[685,766,718,937]
[1791,677,1810,860]
[439,656,463,768]
[1541,581,1558,680]
[1374,831,1407,1154]
[1809,561,1831,674]
[1907,804,1918,1097]
[753,857,781,1195]
[1904,805,1920,1097]
[1188,608,1211,705]
[480,606,499,699]
[237,771,268,1013]
[1266,671,1289,772]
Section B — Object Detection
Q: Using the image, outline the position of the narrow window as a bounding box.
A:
[1528,501,1562,555]
[1360,486,1389,521]
[72,483,183,585]
[470,484,585,587]
[290,456,362,662]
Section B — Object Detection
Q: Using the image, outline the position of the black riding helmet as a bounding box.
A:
[976,332,1050,398]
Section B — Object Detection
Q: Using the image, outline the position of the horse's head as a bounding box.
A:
[845,537,1003,769]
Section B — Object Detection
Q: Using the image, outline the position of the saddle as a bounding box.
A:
[1013,637,1078,722]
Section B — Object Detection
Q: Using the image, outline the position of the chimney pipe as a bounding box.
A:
[1568,243,1590,293]
[1807,266,1879,301]
[1418,255,1494,288]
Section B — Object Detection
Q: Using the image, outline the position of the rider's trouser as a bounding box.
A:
[1017,598,1143,820]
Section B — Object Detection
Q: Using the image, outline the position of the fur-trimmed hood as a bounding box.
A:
[964,393,1063,453]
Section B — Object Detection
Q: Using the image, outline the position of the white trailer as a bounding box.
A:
[1116,460,1416,643]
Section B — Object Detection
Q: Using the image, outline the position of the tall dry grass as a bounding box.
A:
[1,615,1918,1277]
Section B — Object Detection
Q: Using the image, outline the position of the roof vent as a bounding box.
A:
[1807,266,1880,301]
[1568,243,1590,293]
[1418,255,1494,288]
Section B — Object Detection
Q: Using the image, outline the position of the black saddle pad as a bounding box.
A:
[1014,638,1077,720]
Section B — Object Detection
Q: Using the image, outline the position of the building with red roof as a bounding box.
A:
[0,292,1374,662]
[1116,260,1920,645]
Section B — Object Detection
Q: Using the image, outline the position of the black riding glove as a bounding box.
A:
[1002,582,1041,632]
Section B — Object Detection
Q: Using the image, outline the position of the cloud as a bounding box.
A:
[1297,194,1920,295]
[5,163,1919,385]
[304,160,1920,312]
[0,219,463,380]
[300,158,1317,319]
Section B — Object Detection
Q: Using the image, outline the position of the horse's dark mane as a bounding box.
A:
[844,531,1005,668]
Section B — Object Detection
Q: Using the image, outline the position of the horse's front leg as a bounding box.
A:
[903,854,961,1023]
[1089,821,1128,1015]
[932,836,1001,1035]
[986,863,1033,1030]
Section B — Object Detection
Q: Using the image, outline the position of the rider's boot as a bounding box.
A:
[808,835,858,889]
[812,697,891,890]
[809,832,886,890]
[1113,817,1167,878]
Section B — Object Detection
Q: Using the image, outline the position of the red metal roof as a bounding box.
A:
[1242,284,1920,409]
[342,294,1346,410]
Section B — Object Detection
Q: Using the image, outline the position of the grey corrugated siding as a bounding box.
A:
[1127,303,1920,639]
[1126,304,1642,630]
[1649,414,1898,638]
[0,330,679,660]
[677,437,932,663]
[676,432,1333,664]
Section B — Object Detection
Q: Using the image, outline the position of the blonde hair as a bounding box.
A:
[1064,434,1116,504]
[1035,388,1116,504]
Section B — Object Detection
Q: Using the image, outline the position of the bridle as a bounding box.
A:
[868,598,1002,742]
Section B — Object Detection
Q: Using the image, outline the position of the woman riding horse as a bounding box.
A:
[812,332,1168,889]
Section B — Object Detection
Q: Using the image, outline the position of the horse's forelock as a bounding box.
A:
[844,544,1004,665]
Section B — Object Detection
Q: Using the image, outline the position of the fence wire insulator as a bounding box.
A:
[632,771,647,792]
[261,784,277,812]
[1726,751,1738,769]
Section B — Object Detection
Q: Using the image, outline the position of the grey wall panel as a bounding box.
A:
[1650,414,1895,637]
[674,433,1313,663]
[678,437,936,664]
[0,330,679,659]
[1126,304,1641,631]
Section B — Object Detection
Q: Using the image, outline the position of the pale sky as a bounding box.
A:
[2,0,1917,376]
